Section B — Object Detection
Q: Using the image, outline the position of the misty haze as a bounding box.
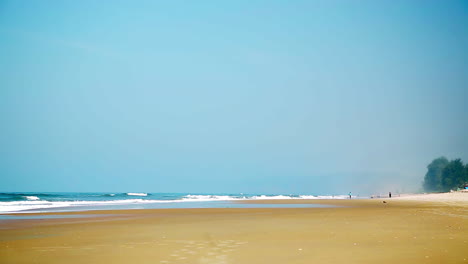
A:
[1,1,467,264]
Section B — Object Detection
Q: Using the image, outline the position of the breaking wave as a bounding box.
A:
[24,196,40,201]
[0,192,359,213]
[126,193,148,197]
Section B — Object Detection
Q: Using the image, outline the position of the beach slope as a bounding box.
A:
[1,194,467,264]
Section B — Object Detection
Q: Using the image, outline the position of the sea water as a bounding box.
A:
[0,192,352,213]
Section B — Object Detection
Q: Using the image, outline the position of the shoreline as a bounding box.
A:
[2,191,467,216]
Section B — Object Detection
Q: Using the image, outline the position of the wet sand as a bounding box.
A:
[1,197,467,264]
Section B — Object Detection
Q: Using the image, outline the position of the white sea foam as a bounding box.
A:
[0,199,173,213]
[298,195,319,199]
[182,195,242,201]
[251,194,350,200]
[317,195,349,199]
[126,193,148,196]
[0,193,356,213]
[24,196,40,201]
[251,195,294,200]
[299,195,349,199]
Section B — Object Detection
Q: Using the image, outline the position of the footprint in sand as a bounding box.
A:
[160,239,248,263]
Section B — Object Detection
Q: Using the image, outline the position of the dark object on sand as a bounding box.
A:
[389,192,392,198]
[383,201,387,203]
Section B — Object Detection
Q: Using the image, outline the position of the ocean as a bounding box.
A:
[0,192,352,213]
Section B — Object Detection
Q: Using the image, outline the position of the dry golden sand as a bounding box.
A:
[1,196,467,264]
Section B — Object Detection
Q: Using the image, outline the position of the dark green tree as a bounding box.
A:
[463,163,468,188]
[423,157,449,192]
[466,164,468,187]
[441,159,465,191]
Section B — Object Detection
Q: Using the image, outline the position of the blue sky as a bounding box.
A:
[1,0,467,194]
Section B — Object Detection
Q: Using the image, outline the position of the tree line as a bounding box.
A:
[423,157,468,192]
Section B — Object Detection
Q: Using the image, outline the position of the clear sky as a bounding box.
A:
[1,0,467,195]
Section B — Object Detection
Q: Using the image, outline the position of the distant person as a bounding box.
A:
[389,192,392,198]
[348,192,352,199]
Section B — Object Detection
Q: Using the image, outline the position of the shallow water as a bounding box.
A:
[0,214,104,220]
[1,201,339,215]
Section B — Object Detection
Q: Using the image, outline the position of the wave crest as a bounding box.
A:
[126,193,148,196]
[182,195,241,201]
[24,196,40,201]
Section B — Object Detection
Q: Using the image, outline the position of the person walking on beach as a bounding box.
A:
[348,192,352,199]
[389,192,392,198]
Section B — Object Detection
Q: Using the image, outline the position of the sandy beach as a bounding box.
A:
[1,193,467,264]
